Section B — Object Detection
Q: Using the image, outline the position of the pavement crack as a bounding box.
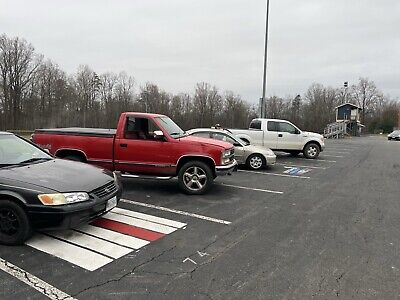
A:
[71,246,176,298]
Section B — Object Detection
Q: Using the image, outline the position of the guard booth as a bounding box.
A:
[324,103,364,138]
[335,103,364,136]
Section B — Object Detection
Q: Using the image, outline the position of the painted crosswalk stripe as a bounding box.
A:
[112,207,186,229]
[27,233,113,271]
[49,230,132,259]
[104,211,177,234]
[24,208,184,271]
[75,225,150,249]
[92,218,165,241]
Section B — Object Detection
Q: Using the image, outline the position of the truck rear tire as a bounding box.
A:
[178,161,213,195]
[303,143,320,159]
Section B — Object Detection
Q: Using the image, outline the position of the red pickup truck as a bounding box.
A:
[32,112,237,194]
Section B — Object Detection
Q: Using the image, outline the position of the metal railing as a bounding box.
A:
[324,121,348,139]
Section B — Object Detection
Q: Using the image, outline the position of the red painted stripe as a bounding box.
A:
[91,218,165,241]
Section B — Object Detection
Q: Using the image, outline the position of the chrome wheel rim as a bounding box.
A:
[249,156,263,169]
[183,166,207,191]
[307,146,318,158]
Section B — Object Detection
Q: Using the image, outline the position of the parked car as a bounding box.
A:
[387,130,400,140]
[32,112,237,195]
[230,119,325,159]
[0,132,122,245]
[187,128,276,170]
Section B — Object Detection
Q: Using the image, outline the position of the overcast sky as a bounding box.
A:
[1,0,399,103]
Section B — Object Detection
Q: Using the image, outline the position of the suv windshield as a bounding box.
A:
[156,117,186,139]
[0,135,52,167]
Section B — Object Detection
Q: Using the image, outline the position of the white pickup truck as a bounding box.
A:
[230,119,325,159]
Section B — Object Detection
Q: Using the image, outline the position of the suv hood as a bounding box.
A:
[0,159,114,193]
[179,135,233,149]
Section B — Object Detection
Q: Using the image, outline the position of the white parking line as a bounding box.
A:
[238,169,310,179]
[0,258,75,300]
[297,158,337,163]
[112,207,186,228]
[218,183,284,194]
[323,150,350,154]
[120,199,232,225]
[325,147,356,150]
[321,154,343,158]
[275,163,327,170]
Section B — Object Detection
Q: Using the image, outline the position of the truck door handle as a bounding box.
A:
[120,143,128,148]
[278,134,283,137]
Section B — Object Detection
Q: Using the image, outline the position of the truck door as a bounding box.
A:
[276,121,303,150]
[114,116,175,175]
[263,121,279,149]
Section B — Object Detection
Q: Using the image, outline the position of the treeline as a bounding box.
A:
[0,34,256,131]
[0,34,398,133]
[263,80,398,133]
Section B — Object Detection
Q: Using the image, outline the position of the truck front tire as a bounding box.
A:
[178,161,213,195]
[303,143,320,159]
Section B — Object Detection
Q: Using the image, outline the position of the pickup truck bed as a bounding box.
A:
[35,128,116,137]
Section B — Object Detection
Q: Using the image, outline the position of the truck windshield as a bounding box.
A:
[0,135,52,167]
[156,117,186,139]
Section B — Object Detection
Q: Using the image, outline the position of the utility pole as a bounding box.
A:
[261,0,270,118]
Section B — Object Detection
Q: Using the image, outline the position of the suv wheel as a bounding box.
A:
[178,161,213,195]
[247,154,265,170]
[0,200,32,245]
[303,143,320,159]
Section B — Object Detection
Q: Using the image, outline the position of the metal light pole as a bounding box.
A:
[261,0,270,118]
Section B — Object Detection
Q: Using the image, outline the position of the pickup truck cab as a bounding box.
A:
[32,112,237,194]
[230,119,325,159]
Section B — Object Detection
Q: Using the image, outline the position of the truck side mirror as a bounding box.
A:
[153,130,165,140]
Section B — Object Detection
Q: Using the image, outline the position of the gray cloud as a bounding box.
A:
[1,0,399,102]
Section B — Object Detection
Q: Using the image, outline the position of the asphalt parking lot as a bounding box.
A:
[1,135,400,299]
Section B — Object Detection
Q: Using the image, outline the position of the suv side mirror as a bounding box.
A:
[153,130,165,140]
[294,129,301,134]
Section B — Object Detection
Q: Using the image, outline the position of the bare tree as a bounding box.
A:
[193,82,222,127]
[0,35,42,129]
[350,78,384,125]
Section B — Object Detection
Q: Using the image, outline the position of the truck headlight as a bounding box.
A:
[222,149,231,158]
[38,192,90,205]
[221,149,233,164]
